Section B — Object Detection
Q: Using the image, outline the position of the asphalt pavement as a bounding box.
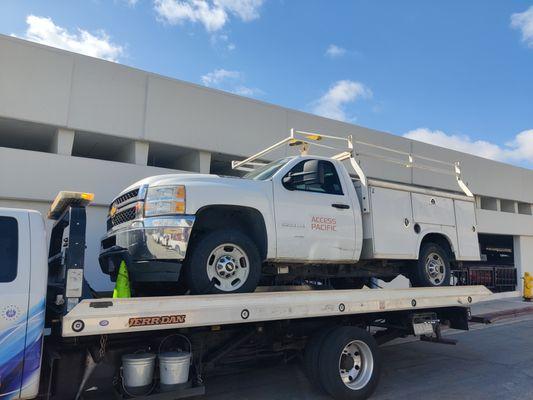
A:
[205,297,533,400]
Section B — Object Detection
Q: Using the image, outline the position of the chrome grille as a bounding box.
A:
[111,207,137,227]
[113,188,139,208]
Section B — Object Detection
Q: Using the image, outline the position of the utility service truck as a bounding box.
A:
[99,129,481,295]
[0,191,491,400]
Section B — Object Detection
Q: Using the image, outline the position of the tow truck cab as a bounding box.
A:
[0,208,47,399]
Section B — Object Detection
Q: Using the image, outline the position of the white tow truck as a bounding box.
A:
[99,129,481,295]
[1,191,492,400]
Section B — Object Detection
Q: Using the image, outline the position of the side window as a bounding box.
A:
[0,217,18,282]
[282,160,344,195]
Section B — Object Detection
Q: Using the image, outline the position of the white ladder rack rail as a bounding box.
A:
[231,128,474,212]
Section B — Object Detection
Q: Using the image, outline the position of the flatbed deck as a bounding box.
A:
[62,285,492,337]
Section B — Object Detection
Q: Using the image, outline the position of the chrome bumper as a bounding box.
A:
[100,216,195,269]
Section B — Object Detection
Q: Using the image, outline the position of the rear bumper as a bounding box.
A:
[99,216,195,282]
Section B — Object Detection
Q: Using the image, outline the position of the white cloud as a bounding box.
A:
[325,44,346,58]
[312,80,372,122]
[200,68,262,97]
[17,15,123,61]
[201,68,240,86]
[154,0,264,32]
[211,33,236,51]
[233,85,262,96]
[404,128,533,166]
[505,129,533,162]
[215,0,264,21]
[511,6,533,47]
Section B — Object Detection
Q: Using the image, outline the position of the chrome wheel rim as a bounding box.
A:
[206,243,249,292]
[338,340,374,390]
[425,252,446,285]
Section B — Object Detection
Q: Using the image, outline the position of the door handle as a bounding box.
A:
[332,203,350,209]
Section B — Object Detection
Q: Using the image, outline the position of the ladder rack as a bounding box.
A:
[232,129,474,199]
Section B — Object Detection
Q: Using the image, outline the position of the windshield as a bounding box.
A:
[243,157,292,180]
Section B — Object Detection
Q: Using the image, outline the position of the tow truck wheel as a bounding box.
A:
[303,325,339,392]
[316,326,381,400]
[411,243,451,287]
[185,229,261,294]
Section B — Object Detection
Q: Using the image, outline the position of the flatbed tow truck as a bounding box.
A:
[0,192,492,400]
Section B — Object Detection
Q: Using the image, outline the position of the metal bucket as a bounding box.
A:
[122,353,156,394]
[159,351,191,390]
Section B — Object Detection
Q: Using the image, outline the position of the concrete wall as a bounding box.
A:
[1,34,532,201]
[514,236,533,284]
[0,147,186,289]
[1,34,532,291]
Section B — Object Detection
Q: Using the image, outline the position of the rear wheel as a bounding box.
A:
[316,326,381,400]
[184,229,262,294]
[410,243,451,287]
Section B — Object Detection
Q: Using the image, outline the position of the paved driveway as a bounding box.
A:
[205,315,533,400]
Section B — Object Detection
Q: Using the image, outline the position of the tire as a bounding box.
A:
[184,229,262,294]
[410,243,451,287]
[316,326,381,400]
[303,325,339,392]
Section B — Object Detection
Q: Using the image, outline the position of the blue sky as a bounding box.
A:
[1,0,532,168]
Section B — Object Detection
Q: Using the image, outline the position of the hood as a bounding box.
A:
[119,173,260,195]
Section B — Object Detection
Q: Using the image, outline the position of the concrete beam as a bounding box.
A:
[50,128,75,155]
[175,150,211,173]
[513,235,533,295]
[117,140,149,165]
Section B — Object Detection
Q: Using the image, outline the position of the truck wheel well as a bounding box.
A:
[420,233,455,260]
[191,205,268,261]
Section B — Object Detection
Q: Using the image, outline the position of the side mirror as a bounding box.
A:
[282,173,295,190]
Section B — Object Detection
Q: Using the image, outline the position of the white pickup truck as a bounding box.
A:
[99,130,481,294]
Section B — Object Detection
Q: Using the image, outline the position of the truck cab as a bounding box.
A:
[0,209,47,399]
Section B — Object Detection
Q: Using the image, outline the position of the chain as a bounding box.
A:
[98,335,108,360]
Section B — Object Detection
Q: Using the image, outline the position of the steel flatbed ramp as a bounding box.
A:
[62,285,492,337]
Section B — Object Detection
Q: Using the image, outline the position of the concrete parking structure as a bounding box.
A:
[0,34,532,291]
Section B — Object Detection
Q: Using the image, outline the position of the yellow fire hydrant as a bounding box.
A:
[524,272,533,301]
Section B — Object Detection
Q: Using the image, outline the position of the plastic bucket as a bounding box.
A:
[159,351,191,389]
[122,353,156,394]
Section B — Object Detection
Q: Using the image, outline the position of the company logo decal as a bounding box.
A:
[128,314,186,327]
[2,305,21,321]
[109,204,118,217]
[311,216,337,232]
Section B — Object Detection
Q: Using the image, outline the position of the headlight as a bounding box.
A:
[144,185,186,217]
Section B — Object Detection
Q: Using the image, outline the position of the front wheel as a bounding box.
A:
[184,229,262,294]
[316,326,381,400]
[410,243,451,287]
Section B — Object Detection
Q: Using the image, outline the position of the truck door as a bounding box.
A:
[0,211,31,399]
[273,159,356,261]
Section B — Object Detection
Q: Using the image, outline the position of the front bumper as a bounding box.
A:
[99,216,195,282]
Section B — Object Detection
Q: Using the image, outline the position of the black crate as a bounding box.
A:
[453,265,517,293]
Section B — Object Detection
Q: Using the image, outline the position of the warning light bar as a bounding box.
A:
[47,191,94,220]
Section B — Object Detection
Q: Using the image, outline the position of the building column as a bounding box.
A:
[118,140,149,165]
[50,128,75,155]
[175,150,211,173]
[513,235,533,295]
